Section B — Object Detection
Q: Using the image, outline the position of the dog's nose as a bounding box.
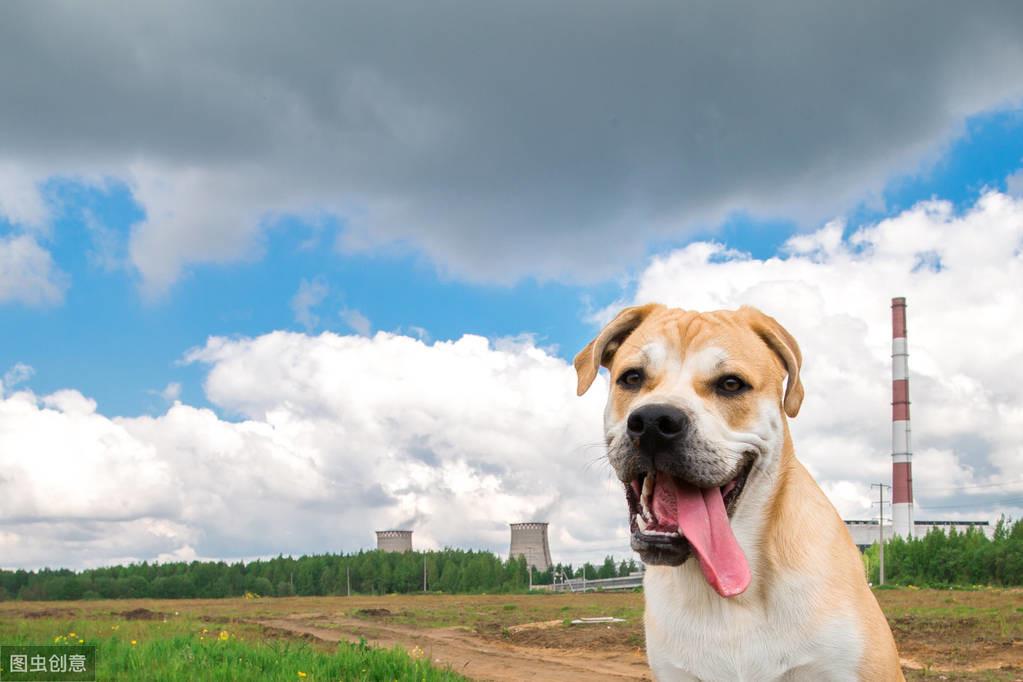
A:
[626,404,689,451]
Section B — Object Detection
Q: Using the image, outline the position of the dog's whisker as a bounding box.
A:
[582,456,615,476]
[566,441,611,459]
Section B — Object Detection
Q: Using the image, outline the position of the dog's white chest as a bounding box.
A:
[642,567,864,681]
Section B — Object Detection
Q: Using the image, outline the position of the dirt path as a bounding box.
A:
[253,614,652,682]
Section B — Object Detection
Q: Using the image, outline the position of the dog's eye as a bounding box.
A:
[716,375,748,395]
[617,368,645,389]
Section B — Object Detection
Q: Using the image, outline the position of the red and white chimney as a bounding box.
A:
[891,297,914,538]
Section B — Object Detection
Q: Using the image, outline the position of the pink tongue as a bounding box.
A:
[652,474,751,597]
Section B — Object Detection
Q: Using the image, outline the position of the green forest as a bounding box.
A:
[865,517,1023,586]
[0,548,638,602]
[4,518,1020,601]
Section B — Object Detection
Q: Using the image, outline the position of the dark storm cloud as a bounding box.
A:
[2,2,1023,287]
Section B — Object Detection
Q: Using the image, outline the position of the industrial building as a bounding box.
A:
[844,519,993,551]
[509,522,553,572]
[375,529,413,553]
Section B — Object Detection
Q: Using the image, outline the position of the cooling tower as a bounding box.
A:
[509,522,552,572]
[891,297,915,539]
[376,529,413,553]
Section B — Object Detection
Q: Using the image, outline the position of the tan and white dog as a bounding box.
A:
[575,304,903,681]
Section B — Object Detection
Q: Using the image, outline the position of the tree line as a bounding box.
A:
[864,517,1023,587]
[5,518,1020,601]
[0,549,639,601]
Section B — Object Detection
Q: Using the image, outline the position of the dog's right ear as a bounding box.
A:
[573,304,661,396]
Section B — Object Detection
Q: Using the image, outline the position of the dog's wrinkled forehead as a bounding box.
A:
[575,304,804,422]
[609,310,764,375]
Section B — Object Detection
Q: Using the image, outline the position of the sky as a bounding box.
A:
[2,1,1023,570]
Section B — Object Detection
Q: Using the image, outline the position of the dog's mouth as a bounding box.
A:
[626,455,755,598]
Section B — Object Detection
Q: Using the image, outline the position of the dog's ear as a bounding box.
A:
[741,306,804,418]
[574,304,661,396]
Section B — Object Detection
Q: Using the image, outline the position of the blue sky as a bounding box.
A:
[4,109,1022,417]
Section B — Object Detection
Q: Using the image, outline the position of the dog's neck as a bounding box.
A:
[749,424,840,603]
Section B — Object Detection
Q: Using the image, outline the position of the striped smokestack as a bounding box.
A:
[891,297,914,538]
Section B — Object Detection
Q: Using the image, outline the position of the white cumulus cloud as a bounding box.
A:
[0,233,68,306]
[340,308,371,336]
[3,191,1021,570]
[621,190,1023,521]
[158,382,181,402]
[2,363,34,391]
[1,332,616,569]
[0,163,49,230]
[290,277,330,330]
[1007,168,1023,197]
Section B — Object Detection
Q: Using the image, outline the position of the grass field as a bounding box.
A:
[0,604,467,681]
[1,588,1021,681]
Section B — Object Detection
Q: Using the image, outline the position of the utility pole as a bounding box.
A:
[872,483,891,585]
[423,554,428,592]
[346,566,351,597]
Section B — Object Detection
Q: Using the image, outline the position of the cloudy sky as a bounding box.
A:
[2,2,1023,570]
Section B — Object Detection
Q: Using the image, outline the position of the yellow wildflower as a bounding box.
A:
[68,632,76,638]
[131,640,137,646]
[218,630,229,641]
[297,673,307,679]
[78,639,84,644]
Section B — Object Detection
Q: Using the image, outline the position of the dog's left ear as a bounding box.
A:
[741,306,805,418]
[574,303,662,396]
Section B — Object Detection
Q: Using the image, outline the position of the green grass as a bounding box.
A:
[0,617,467,681]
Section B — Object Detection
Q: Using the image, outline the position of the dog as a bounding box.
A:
[575,303,903,681]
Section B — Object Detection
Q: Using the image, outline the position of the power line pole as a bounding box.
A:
[346,566,351,597]
[423,554,428,592]
[872,483,891,585]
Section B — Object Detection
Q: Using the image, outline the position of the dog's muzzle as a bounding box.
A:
[619,404,755,598]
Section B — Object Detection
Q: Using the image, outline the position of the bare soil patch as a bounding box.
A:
[499,620,643,652]
[876,588,1023,681]
[118,607,166,621]
[20,608,76,619]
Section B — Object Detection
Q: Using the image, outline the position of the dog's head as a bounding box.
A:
[575,303,803,597]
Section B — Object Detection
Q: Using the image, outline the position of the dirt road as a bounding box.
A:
[254,613,652,682]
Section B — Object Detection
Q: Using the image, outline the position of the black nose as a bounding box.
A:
[626,404,689,452]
